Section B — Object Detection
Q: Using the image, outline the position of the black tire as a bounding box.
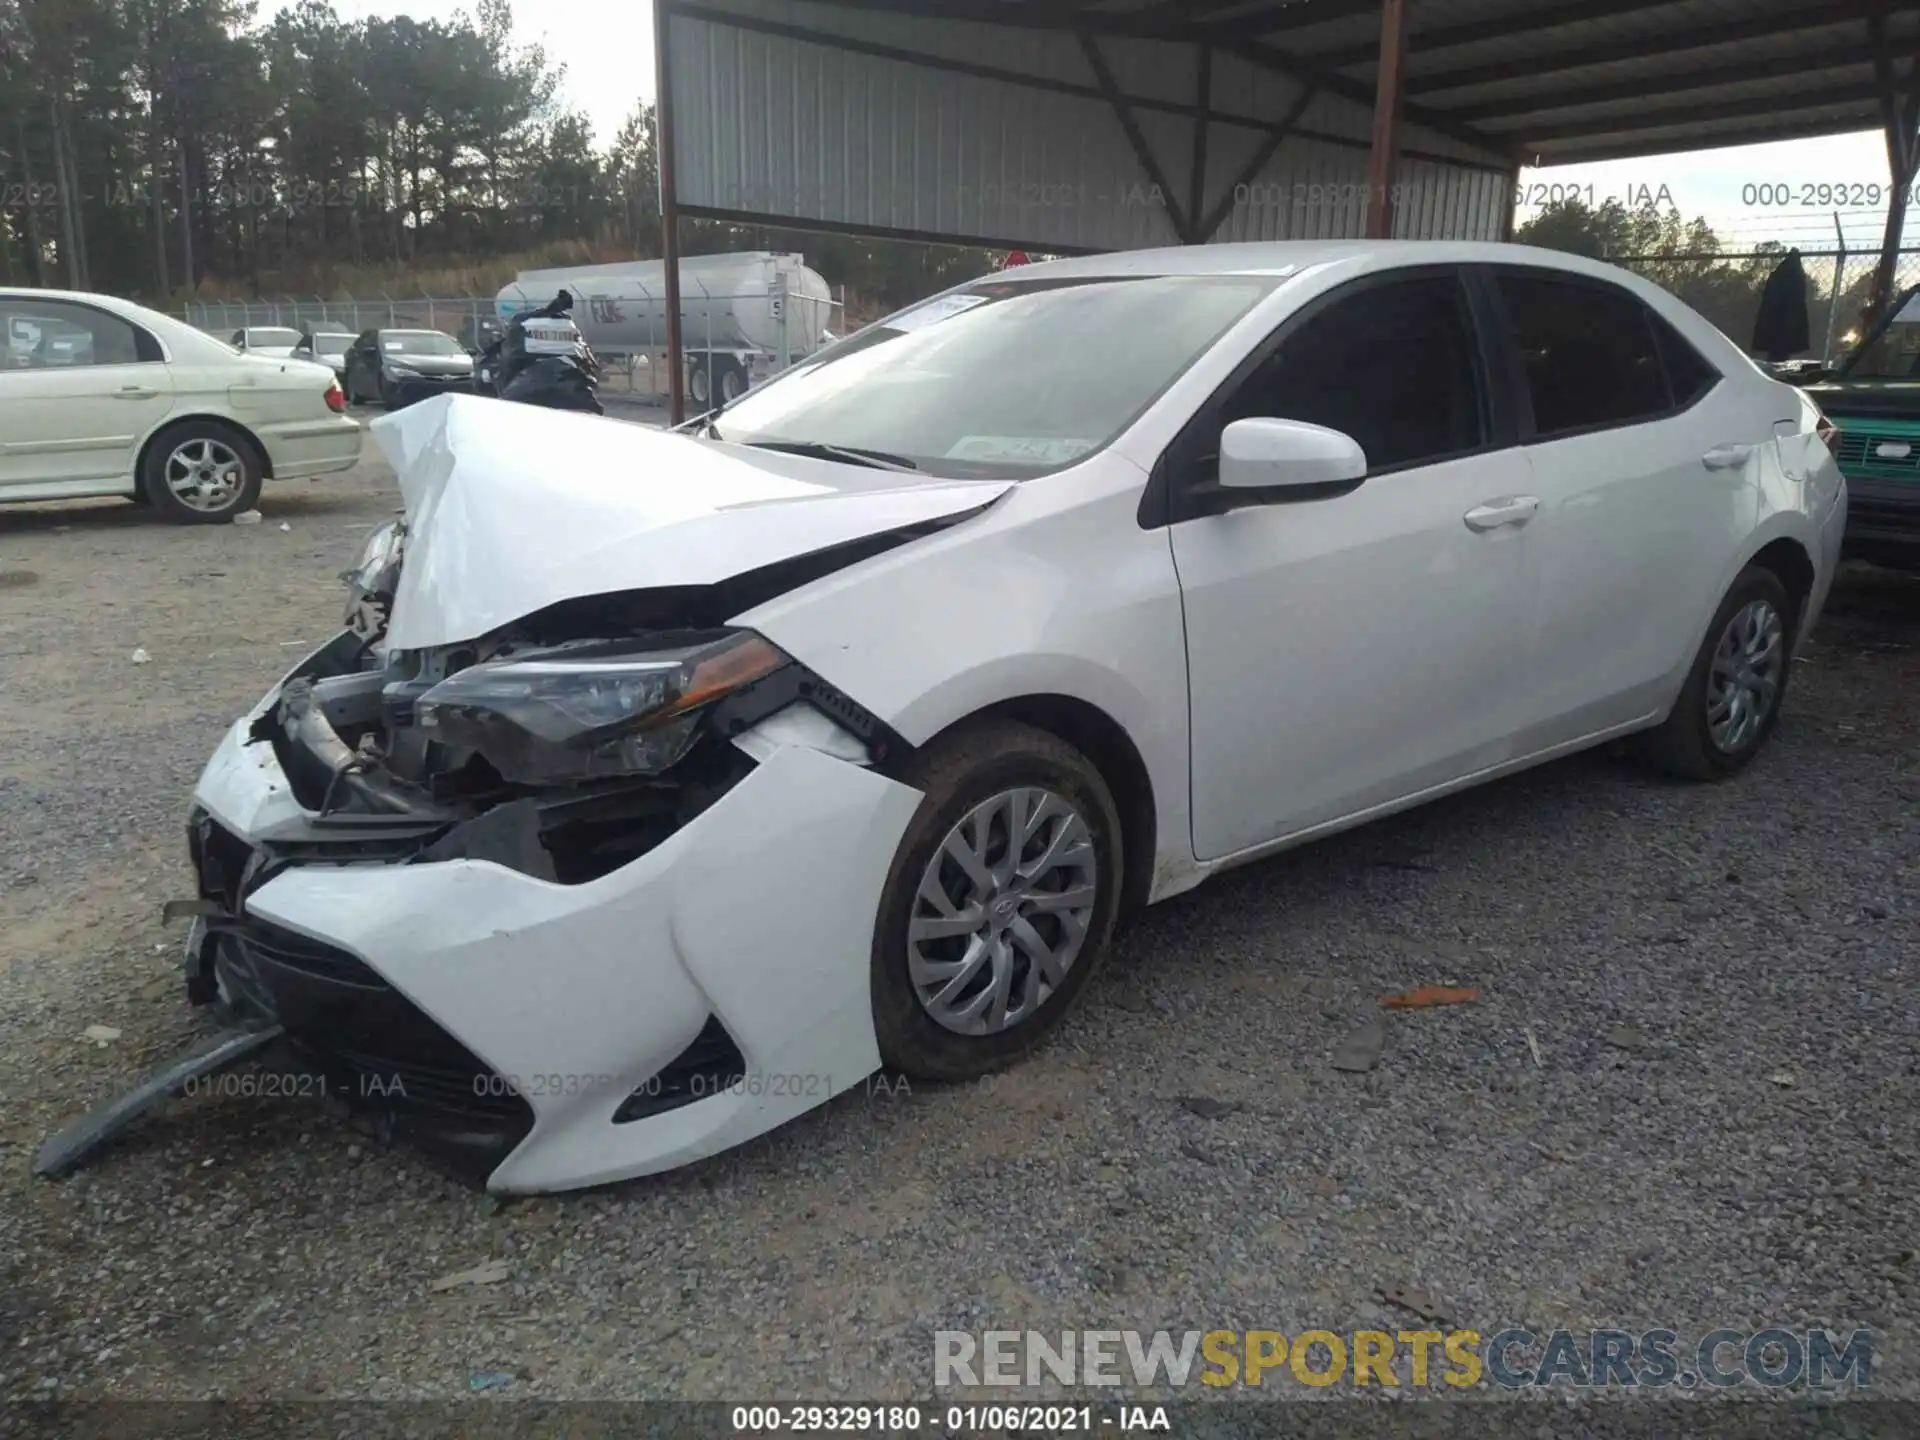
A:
[139,420,264,525]
[718,360,747,403]
[871,719,1124,1082]
[689,361,711,408]
[1635,564,1795,780]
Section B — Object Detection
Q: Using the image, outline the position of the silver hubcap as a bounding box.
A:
[1706,598,1784,753]
[164,439,245,511]
[908,787,1099,1036]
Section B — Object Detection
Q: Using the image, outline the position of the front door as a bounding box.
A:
[1167,269,1542,861]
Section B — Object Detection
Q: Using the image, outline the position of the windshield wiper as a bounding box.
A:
[738,439,919,472]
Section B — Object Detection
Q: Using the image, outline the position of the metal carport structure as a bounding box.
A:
[651,0,1920,420]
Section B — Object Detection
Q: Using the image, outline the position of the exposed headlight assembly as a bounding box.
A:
[386,364,421,379]
[408,631,789,784]
[342,519,405,643]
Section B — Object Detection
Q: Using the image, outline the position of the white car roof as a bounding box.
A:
[983,240,1738,362]
[997,240,1627,283]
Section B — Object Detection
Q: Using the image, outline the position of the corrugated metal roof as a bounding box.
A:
[745,0,1920,163]
[662,0,1920,252]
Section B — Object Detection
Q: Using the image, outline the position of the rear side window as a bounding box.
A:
[1,298,155,368]
[1650,313,1719,408]
[1496,272,1670,438]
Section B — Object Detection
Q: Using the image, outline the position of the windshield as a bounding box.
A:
[247,328,300,347]
[1844,294,1920,380]
[709,275,1280,477]
[382,331,464,356]
[310,334,351,357]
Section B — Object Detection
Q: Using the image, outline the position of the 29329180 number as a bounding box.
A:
[730,1405,923,1431]
[1742,181,1920,208]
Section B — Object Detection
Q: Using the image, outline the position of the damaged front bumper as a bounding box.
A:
[171,632,920,1192]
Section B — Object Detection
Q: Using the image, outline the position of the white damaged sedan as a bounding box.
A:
[153,242,1843,1193]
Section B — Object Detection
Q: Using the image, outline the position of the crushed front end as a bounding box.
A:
[173,520,925,1192]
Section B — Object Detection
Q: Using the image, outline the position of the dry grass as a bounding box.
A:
[181,239,636,303]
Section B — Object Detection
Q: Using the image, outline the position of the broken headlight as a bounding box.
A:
[409,631,788,785]
[342,519,405,643]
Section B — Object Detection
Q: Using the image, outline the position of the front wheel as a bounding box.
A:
[871,720,1123,1082]
[1635,565,1795,780]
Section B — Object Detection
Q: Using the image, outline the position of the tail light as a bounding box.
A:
[324,381,347,414]
[1815,412,1840,456]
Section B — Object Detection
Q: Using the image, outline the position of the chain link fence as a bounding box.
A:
[1605,246,1920,364]
[181,281,847,403]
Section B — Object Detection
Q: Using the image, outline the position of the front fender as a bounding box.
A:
[737,476,1201,901]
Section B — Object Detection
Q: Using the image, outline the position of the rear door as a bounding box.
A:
[0,296,175,493]
[1482,267,1772,748]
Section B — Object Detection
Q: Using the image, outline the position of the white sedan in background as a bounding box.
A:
[0,290,361,523]
[48,240,1843,1195]
[229,326,303,359]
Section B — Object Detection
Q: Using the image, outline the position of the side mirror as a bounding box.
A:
[1216,417,1368,500]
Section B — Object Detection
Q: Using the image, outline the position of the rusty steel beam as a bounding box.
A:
[655,0,688,425]
[1365,0,1407,239]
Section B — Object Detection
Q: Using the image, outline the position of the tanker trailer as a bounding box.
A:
[496,252,835,406]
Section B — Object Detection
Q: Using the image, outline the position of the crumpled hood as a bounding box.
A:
[367,394,1012,650]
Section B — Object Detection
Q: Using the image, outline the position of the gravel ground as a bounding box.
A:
[0,433,1914,1407]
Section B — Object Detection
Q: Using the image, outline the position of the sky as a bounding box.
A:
[321,0,658,142]
[311,1,1900,256]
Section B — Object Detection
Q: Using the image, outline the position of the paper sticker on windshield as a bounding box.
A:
[945,435,1096,465]
[889,294,991,331]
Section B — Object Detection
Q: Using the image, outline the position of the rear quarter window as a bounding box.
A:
[1649,313,1720,409]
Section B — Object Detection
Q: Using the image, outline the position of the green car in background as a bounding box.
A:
[1799,286,1920,570]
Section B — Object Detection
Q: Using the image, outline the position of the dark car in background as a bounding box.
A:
[292,327,355,382]
[1798,286,1920,570]
[342,327,474,408]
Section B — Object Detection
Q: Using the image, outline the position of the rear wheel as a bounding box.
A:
[140,422,263,524]
[689,360,711,408]
[1635,565,1794,780]
[871,720,1123,1081]
[718,360,747,403]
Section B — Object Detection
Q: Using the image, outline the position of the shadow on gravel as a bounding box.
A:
[0,486,383,536]
[1818,561,1920,652]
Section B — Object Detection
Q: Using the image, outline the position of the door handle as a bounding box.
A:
[1702,443,1752,469]
[1463,495,1539,532]
[114,386,159,400]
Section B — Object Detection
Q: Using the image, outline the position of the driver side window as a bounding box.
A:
[1205,272,1488,478]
